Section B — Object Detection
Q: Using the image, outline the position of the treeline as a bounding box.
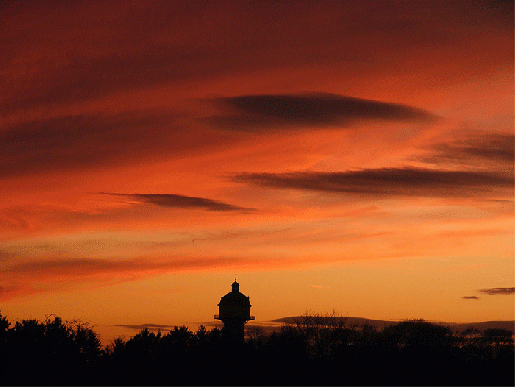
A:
[0,312,513,385]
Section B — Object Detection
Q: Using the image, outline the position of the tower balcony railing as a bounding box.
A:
[214,314,255,320]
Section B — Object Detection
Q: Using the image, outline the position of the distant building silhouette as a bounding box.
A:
[215,280,254,344]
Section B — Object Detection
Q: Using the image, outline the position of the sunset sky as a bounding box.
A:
[1,0,513,344]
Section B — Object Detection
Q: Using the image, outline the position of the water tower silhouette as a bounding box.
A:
[214,280,254,344]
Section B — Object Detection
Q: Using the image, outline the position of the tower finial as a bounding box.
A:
[232,277,239,292]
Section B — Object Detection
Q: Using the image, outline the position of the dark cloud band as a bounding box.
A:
[234,168,513,197]
[0,112,238,178]
[479,287,515,295]
[210,93,436,130]
[418,133,514,166]
[102,193,251,212]
[3,257,239,276]
[115,324,179,331]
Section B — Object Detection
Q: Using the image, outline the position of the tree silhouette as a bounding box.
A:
[0,311,513,385]
[1,315,103,385]
[482,328,514,346]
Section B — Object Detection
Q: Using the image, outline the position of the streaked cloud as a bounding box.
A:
[308,285,331,289]
[101,193,252,212]
[462,296,480,300]
[0,256,241,301]
[114,323,179,332]
[234,168,513,198]
[3,1,508,114]
[0,285,23,296]
[0,112,236,178]
[479,287,515,295]
[209,93,436,131]
[3,257,238,276]
[417,133,514,167]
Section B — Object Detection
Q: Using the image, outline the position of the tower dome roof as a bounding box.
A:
[218,281,251,307]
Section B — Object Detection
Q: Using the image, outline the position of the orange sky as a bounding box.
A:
[1,0,513,345]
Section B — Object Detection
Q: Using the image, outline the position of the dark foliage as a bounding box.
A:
[0,312,513,385]
[0,313,102,385]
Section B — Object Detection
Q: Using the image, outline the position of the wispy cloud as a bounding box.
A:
[234,168,513,198]
[3,257,238,276]
[417,133,514,167]
[0,284,24,296]
[114,323,179,332]
[101,193,252,212]
[209,93,436,131]
[2,1,509,115]
[0,112,236,178]
[462,296,480,300]
[308,284,331,289]
[0,256,241,301]
[479,287,515,295]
